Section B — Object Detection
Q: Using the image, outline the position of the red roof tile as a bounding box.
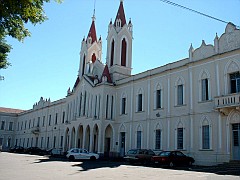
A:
[87,19,97,44]
[101,65,112,83]
[0,107,25,114]
[114,1,126,27]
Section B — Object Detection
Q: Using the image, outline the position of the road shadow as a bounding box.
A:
[150,164,240,177]
[33,155,68,163]
[71,160,124,171]
[33,155,240,176]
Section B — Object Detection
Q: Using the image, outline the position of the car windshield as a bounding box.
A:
[159,151,171,156]
[127,150,137,154]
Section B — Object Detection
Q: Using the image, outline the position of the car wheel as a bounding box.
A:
[90,156,96,161]
[188,161,193,166]
[69,155,75,161]
[169,161,174,168]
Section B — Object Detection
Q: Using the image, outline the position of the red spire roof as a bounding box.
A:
[114,1,126,27]
[87,18,97,44]
[101,65,112,83]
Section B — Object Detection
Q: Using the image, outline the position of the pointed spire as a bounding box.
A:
[101,64,112,83]
[114,0,126,27]
[87,15,97,44]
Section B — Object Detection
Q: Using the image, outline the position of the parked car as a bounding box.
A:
[25,147,47,155]
[124,149,155,165]
[9,146,25,153]
[48,148,64,157]
[66,148,99,161]
[151,151,195,167]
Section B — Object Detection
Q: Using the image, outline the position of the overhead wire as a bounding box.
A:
[159,0,240,28]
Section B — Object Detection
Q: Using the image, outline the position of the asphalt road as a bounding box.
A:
[0,152,239,180]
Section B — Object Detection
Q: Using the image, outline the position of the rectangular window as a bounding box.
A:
[9,122,13,131]
[37,117,40,127]
[155,129,161,150]
[53,136,56,148]
[177,85,183,105]
[47,137,50,148]
[42,116,45,127]
[177,128,183,149]
[27,138,29,147]
[202,125,210,149]
[55,113,58,125]
[21,122,23,130]
[41,137,44,148]
[1,121,5,130]
[62,112,65,123]
[202,79,209,101]
[156,90,162,109]
[49,115,51,126]
[35,137,38,147]
[60,136,63,147]
[28,120,31,129]
[24,121,27,130]
[32,119,35,127]
[137,131,141,149]
[138,94,143,112]
[106,95,109,119]
[122,97,126,114]
[230,72,240,93]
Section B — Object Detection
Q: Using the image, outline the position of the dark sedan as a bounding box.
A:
[9,146,25,153]
[124,149,155,165]
[25,147,47,155]
[151,151,195,167]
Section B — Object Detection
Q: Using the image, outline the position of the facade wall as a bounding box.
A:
[0,4,240,166]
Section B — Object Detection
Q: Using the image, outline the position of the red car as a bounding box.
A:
[151,151,194,168]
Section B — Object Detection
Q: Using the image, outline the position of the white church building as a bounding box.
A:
[0,1,240,165]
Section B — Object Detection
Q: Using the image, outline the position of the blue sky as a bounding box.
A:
[1,0,240,110]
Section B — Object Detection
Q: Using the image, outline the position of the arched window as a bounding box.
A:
[200,116,212,150]
[120,93,127,115]
[121,38,127,66]
[199,70,211,102]
[110,40,115,66]
[136,125,142,149]
[92,53,96,63]
[155,123,162,150]
[175,121,185,150]
[82,55,86,76]
[106,95,109,119]
[136,88,144,112]
[111,96,114,119]
[175,77,185,106]
[154,83,163,109]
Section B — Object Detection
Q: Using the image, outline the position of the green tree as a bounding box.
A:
[0,0,62,69]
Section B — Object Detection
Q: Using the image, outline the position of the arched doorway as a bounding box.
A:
[71,127,76,148]
[77,125,83,148]
[119,124,126,157]
[104,124,113,158]
[85,125,90,151]
[227,110,240,160]
[65,128,70,151]
[92,124,99,153]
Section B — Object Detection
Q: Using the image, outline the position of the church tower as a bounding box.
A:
[106,0,133,82]
[78,13,102,78]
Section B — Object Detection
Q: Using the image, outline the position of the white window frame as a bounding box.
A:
[199,116,212,150]
[175,77,185,106]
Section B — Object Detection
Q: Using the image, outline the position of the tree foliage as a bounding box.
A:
[0,0,62,69]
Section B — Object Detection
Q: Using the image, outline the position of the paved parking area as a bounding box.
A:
[0,152,239,180]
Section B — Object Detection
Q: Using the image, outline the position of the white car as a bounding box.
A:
[66,148,99,161]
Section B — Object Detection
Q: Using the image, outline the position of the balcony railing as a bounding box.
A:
[215,93,240,109]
